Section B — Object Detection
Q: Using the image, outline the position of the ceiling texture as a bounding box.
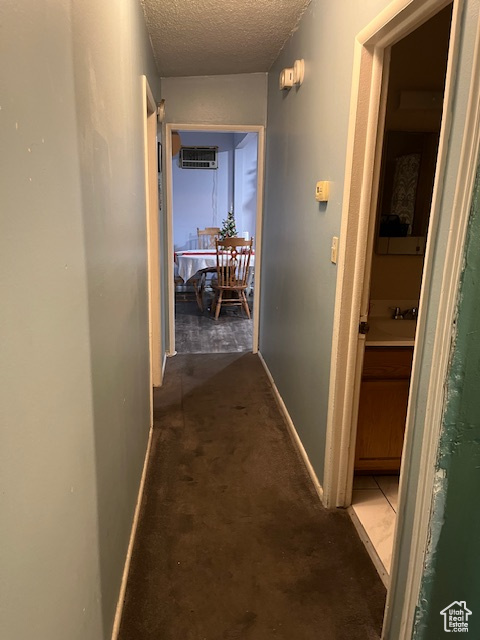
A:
[140,0,311,77]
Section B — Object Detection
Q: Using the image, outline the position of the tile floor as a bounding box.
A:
[352,475,399,575]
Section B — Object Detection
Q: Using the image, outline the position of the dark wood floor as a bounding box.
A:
[175,289,253,354]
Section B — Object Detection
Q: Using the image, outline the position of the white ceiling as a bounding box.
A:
[140,0,311,77]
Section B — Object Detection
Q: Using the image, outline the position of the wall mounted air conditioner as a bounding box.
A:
[180,146,218,169]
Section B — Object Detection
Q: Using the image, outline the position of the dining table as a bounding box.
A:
[175,249,255,284]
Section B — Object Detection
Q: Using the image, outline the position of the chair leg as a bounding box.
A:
[210,290,217,315]
[215,291,223,320]
[241,291,251,319]
[194,273,206,312]
[193,281,202,312]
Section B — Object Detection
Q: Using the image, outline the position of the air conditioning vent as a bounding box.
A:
[180,146,218,169]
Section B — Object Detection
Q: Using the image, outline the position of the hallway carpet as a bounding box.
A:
[118,354,386,640]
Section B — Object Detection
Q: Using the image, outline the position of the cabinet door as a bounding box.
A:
[355,378,409,472]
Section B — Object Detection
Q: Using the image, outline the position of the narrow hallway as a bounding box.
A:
[118,354,386,639]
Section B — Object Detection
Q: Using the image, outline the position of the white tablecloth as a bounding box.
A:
[175,249,255,282]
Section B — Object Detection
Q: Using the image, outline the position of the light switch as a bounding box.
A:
[316,181,330,202]
[331,236,339,264]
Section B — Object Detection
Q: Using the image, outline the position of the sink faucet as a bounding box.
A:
[403,307,418,320]
[391,306,418,320]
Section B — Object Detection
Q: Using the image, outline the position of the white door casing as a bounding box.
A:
[164,123,265,356]
[143,77,162,396]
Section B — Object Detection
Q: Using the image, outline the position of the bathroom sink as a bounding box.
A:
[372,318,417,340]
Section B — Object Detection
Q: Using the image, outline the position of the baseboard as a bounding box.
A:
[111,424,154,639]
[347,506,390,588]
[257,351,324,505]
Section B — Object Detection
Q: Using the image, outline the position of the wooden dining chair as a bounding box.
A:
[197,227,220,249]
[211,237,253,320]
[193,227,221,310]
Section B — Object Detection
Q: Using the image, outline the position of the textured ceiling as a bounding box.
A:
[140,0,311,77]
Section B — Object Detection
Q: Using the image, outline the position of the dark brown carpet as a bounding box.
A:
[118,353,386,640]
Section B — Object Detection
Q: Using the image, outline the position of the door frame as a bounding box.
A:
[142,76,163,396]
[164,123,265,355]
[323,0,463,509]
[322,0,480,637]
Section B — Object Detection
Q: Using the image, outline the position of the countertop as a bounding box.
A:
[366,317,416,347]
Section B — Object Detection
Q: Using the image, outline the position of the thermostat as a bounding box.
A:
[315,181,330,202]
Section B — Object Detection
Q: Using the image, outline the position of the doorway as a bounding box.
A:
[350,5,452,584]
[321,0,475,637]
[164,124,265,356]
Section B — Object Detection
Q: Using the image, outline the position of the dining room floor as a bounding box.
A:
[175,289,253,353]
[117,353,386,640]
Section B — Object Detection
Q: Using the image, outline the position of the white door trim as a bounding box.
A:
[142,77,162,401]
[164,123,265,355]
[321,0,480,637]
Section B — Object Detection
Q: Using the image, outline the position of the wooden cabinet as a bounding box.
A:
[354,347,413,473]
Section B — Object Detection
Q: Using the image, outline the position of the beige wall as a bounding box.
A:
[370,253,424,300]
[0,1,159,639]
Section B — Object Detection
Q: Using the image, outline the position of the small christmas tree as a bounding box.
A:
[219,210,238,240]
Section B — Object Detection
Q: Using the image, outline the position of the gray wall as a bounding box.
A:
[260,0,392,479]
[172,132,235,250]
[233,133,258,241]
[0,1,160,639]
[171,131,258,250]
[161,73,268,126]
